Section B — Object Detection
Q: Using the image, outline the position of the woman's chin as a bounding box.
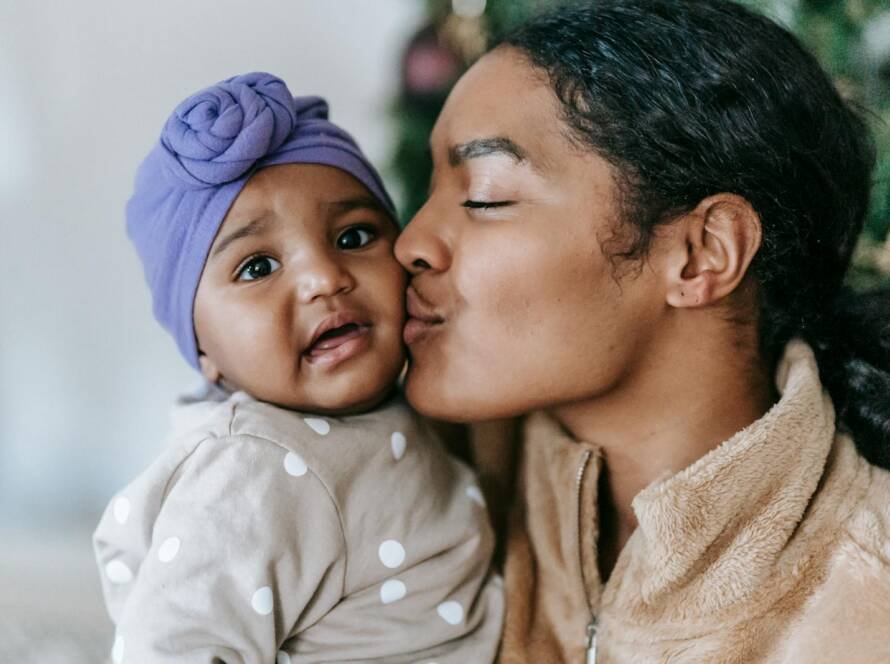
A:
[403,369,466,421]
[403,368,519,423]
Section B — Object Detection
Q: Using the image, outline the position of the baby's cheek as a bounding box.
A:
[233,309,290,364]
[389,255,409,286]
[374,260,409,321]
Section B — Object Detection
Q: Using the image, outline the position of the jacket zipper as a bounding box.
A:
[575,450,597,663]
[586,618,598,664]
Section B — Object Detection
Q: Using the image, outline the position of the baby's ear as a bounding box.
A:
[198,353,222,383]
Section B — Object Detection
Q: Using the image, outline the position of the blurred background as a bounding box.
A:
[1,0,887,661]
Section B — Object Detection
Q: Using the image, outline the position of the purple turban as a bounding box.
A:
[126,72,396,369]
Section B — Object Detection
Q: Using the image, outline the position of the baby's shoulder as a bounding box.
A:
[98,402,344,540]
[222,392,444,469]
[154,391,461,509]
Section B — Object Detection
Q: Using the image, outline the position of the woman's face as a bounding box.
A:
[395,48,666,421]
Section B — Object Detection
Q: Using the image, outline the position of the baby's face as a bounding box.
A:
[193,163,406,414]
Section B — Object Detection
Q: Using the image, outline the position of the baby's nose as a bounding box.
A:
[295,254,355,302]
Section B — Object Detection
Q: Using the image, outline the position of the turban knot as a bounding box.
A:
[160,72,300,188]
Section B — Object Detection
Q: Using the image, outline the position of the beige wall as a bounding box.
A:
[0,0,423,526]
[0,4,423,657]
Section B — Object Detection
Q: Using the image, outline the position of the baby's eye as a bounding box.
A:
[236,255,281,281]
[337,226,376,250]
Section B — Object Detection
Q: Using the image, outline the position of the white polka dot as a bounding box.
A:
[378,540,406,569]
[157,537,180,563]
[105,560,133,585]
[466,486,486,507]
[284,452,308,477]
[113,497,131,525]
[380,579,407,604]
[111,634,124,663]
[276,651,291,664]
[390,432,407,460]
[251,586,274,615]
[437,600,464,625]
[303,417,330,435]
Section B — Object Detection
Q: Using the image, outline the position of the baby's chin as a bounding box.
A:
[284,384,399,416]
[244,361,406,416]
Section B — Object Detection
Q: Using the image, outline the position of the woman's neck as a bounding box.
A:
[550,318,778,579]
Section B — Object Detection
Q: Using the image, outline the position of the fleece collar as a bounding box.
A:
[525,340,855,632]
[625,340,837,612]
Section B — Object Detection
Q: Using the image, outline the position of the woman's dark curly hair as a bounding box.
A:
[500,0,890,467]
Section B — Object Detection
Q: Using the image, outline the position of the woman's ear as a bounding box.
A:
[664,193,762,308]
[198,352,222,383]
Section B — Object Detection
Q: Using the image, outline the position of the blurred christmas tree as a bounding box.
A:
[390,0,890,287]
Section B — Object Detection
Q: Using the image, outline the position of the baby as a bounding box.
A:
[93,72,502,663]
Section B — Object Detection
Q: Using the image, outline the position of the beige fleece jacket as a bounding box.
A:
[94,391,503,663]
[495,340,890,663]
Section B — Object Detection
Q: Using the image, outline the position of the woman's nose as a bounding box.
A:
[395,202,452,275]
[295,252,355,303]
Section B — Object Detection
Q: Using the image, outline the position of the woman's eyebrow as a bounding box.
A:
[211,217,269,258]
[448,137,529,167]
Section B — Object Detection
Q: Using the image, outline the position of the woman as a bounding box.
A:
[394,0,890,662]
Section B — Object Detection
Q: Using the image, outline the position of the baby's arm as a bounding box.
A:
[94,434,345,663]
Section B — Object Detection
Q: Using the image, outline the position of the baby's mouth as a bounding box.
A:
[304,323,370,360]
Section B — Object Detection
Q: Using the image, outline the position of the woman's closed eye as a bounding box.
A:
[462,199,515,210]
[236,255,281,282]
[337,225,377,250]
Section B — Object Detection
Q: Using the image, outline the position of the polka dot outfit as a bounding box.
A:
[93,392,503,663]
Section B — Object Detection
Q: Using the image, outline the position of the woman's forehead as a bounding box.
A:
[431,49,563,160]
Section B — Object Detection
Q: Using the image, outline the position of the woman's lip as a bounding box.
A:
[406,287,444,324]
[404,286,444,345]
[304,325,371,368]
[403,317,441,345]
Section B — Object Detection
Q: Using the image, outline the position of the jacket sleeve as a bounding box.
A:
[95,434,346,664]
